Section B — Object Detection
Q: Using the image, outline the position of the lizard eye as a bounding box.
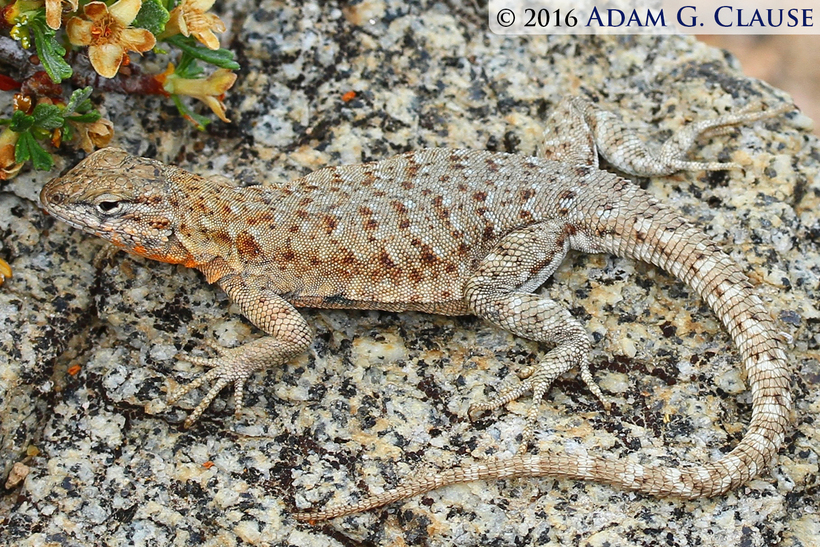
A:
[96,200,123,214]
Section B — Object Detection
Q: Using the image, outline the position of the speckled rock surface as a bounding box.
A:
[1,1,819,545]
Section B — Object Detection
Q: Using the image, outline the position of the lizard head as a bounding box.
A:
[41,148,194,265]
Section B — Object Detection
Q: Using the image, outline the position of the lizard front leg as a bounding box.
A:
[167,273,312,427]
[465,221,609,451]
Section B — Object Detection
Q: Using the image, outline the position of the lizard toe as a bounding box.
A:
[468,378,534,420]
[183,374,234,428]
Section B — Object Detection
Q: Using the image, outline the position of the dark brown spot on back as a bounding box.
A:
[322,215,338,234]
[379,250,395,268]
[340,249,357,265]
[419,244,440,266]
[236,231,262,259]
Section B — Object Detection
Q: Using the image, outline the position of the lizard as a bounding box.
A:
[39,96,793,521]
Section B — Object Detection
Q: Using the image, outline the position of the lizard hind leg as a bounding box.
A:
[543,96,793,176]
[464,221,609,452]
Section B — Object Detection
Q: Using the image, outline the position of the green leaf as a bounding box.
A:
[165,35,240,70]
[65,112,102,124]
[133,0,170,35]
[171,95,210,131]
[61,123,74,142]
[15,131,53,170]
[64,87,94,116]
[32,104,64,130]
[14,132,32,163]
[175,52,204,79]
[29,18,72,84]
[9,110,33,132]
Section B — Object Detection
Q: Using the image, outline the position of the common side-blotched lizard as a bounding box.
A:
[40,97,793,521]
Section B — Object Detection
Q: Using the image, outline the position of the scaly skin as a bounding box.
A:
[40,97,793,520]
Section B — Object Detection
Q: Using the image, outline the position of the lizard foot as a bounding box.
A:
[168,340,264,428]
[469,350,610,453]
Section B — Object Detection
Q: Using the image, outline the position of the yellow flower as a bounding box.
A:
[160,0,226,50]
[71,117,115,153]
[158,64,237,123]
[66,0,156,78]
[0,127,23,181]
[45,0,79,30]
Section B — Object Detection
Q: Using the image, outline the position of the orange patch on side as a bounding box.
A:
[134,244,200,268]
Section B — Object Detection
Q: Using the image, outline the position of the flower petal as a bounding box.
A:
[162,8,187,37]
[0,163,23,181]
[119,27,157,53]
[168,68,236,97]
[66,17,94,46]
[194,29,220,50]
[45,0,62,29]
[198,95,230,123]
[73,118,114,152]
[108,0,143,26]
[0,144,17,168]
[207,13,226,33]
[88,43,126,78]
[83,2,109,21]
[88,119,115,148]
[188,0,217,12]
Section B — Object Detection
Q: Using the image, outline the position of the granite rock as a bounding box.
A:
[1,1,818,545]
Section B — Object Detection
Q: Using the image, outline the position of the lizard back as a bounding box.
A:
[175,148,625,312]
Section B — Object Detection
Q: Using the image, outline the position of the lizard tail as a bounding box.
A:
[599,197,792,497]
[292,454,616,522]
[294,196,791,522]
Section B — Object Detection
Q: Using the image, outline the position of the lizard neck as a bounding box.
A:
[167,169,248,283]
